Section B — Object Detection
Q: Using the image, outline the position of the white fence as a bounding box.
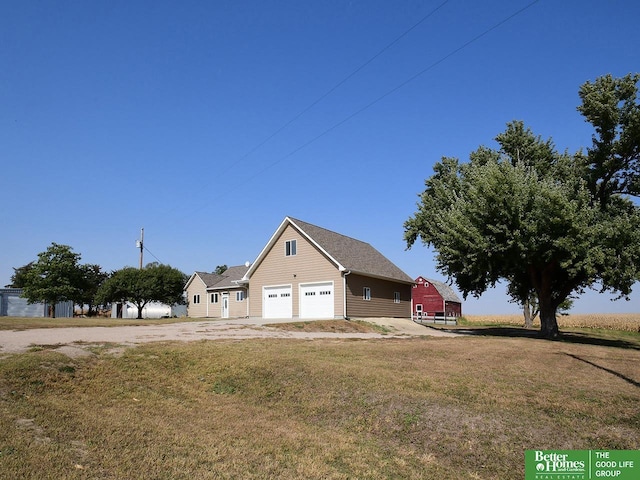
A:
[412,313,458,325]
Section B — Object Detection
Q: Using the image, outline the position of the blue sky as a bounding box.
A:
[1,0,638,314]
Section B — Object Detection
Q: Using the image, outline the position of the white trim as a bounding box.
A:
[342,270,351,318]
[222,293,229,318]
[285,239,297,257]
[262,284,293,319]
[298,281,334,319]
[288,218,346,270]
[243,217,346,282]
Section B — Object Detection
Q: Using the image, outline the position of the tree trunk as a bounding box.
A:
[523,297,539,328]
[523,299,533,328]
[538,298,559,339]
[137,305,144,319]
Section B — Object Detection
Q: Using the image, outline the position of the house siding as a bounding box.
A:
[217,289,249,318]
[186,276,209,318]
[345,273,411,318]
[249,224,344,318]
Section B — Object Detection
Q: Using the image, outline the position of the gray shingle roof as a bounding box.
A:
[209,265,250,289]
[423,277,462,303]
[288,217,414,284]
[195,272,223,288]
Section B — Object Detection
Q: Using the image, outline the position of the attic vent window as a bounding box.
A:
[285,240,297,256]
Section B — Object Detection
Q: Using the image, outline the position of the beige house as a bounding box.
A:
[241,217,413,319]
[185,265,249,318]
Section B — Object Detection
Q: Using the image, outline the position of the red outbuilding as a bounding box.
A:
[411,276,462,320]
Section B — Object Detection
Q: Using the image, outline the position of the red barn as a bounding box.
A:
[411,276,462,320]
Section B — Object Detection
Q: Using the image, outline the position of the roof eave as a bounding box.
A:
[347,269,415,285]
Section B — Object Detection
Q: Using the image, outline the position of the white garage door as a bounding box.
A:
[263,285,292,319]
[300,282,334,319]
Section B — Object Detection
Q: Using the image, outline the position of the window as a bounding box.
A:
[363,287,371,301]
[211,293,219,303]
[285,239,297,256]
[394,292,401,303]
[236,291,245,302]
[193,294,200,304]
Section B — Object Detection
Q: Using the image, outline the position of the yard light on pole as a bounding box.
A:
[136,228,144,269]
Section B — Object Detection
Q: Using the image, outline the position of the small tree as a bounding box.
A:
[214,265,228,275]
[76,264,109,316]
[97,264,187,319]
[6,262,36,288]
[21,243,83,318]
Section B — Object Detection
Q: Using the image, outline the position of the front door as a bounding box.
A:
[222,294,229,318]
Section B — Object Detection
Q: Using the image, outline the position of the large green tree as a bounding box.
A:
[405,74,640,338]
[76,264,109,316]
[97,264,187,319]
[20,243,83,318]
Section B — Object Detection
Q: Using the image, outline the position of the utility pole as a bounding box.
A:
[136,228,144,269]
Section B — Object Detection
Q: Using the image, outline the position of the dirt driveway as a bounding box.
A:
[0,317,457,356]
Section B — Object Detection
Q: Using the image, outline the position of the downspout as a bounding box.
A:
[411,297,414,322]
[342,270,351,320]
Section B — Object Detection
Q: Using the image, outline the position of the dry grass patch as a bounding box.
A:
[266,319,387,334]
[0,316,200,331]
[0,334,638,479]
[464,313,640,332]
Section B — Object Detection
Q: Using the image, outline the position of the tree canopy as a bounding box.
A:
[404,74,640,338]
[96,264,187,319]
[14,245,108,317]
[77,264,109,316]
[20,243,83,318]
[214,265,228,275]
[6,262,35,288]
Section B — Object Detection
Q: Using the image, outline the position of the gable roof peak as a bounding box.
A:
[418,276,462,303]
[285,216,414,284]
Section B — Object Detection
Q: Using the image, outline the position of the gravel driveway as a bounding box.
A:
[0,317,457,356]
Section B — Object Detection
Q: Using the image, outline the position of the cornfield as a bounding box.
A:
[464,313,640,332]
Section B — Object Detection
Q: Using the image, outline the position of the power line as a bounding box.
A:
[143,246,163,265]
[178,2,451,221]
[215,1,450,177]
[174,0,541,222]
[226,0,543,188]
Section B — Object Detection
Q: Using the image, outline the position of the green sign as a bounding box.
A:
[525,450,640,479]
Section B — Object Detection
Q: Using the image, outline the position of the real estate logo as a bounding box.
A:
[528,450,587,479]
[525,450,640,480]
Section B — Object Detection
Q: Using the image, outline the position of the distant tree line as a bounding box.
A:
[8,243,187,319]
